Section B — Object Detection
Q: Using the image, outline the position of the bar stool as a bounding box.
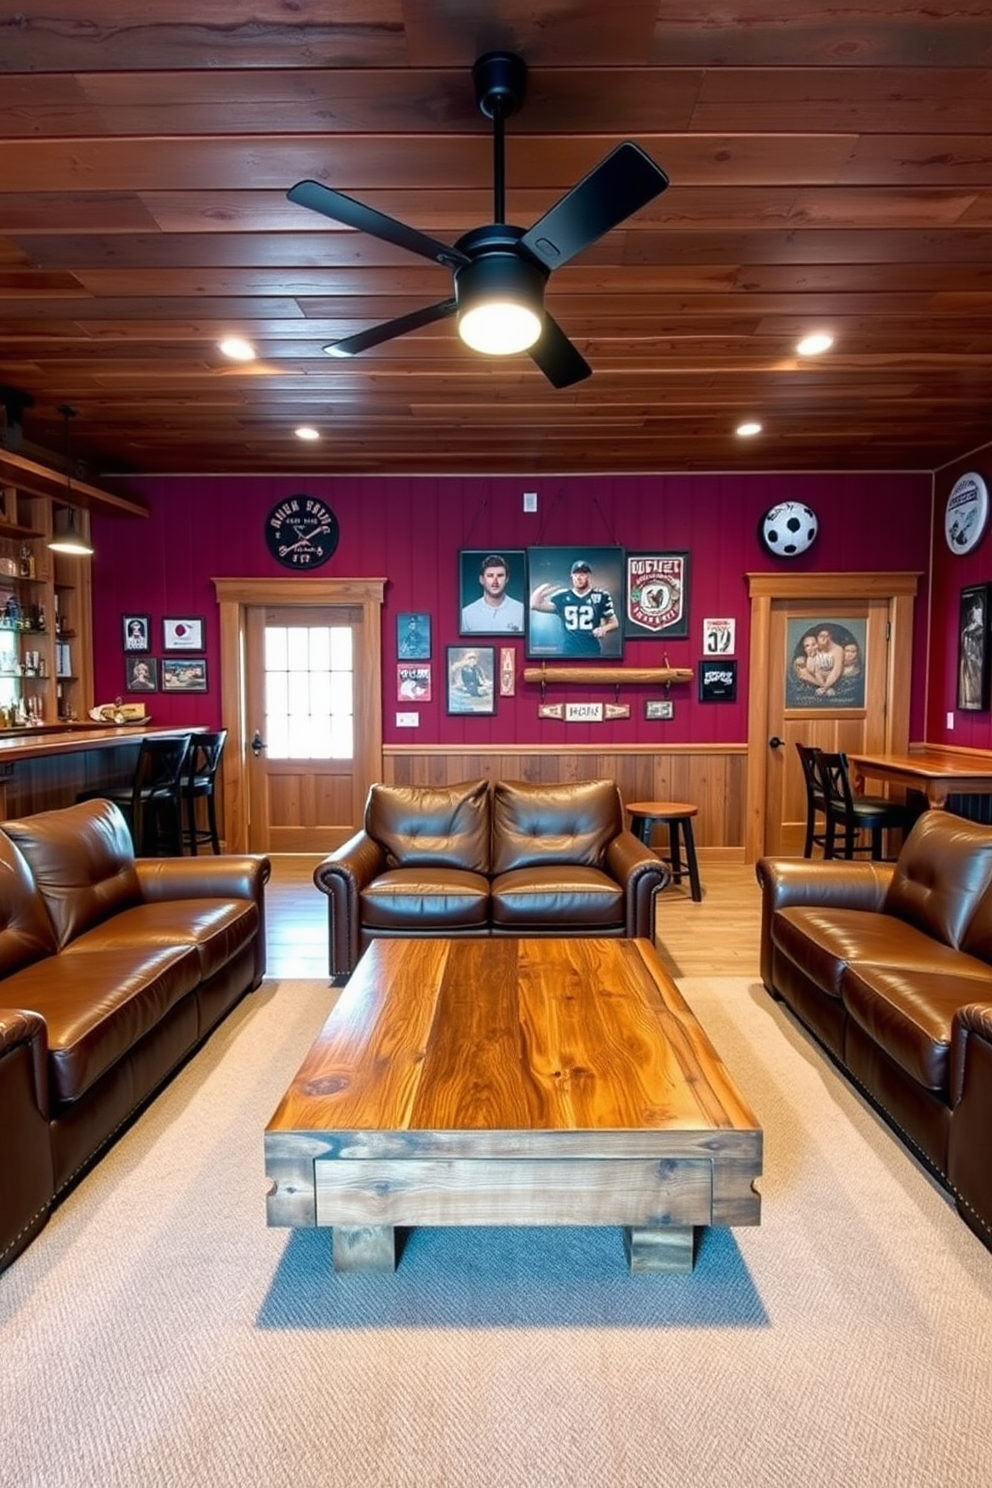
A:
[626,800,703,902]
[77,733,193,856]
[182,728,227,854]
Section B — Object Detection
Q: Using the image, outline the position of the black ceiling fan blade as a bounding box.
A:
[287,180,469,271]
[520,142,669,271]
[325,299,458,358]
[528,313,592,389]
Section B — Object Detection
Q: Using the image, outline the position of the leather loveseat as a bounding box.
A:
[757,808,992,1253]
[314,777,670,977]
[0,797,269,1275]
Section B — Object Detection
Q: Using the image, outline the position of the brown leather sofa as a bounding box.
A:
[315,777,670,977]
[0,797,269,1275]
[757,808,992,1253]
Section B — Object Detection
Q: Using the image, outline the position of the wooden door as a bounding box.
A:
[245,604,365,853]
[745,573,918,862]
[213,577,385,855]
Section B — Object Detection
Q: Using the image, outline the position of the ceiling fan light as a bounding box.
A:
[456,253,545,356]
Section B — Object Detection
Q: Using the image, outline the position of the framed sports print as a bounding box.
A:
[958,584,991,711]
[446,645,496,715]
[624,551,689,638]
[458,549,526,636]
[162,616,204,652]
[123,614,150,652]
[397,663,431,702]
[526,545,624,659]
[397,611,431,660]
[698,659,737,702]
[125,655,158,691]
[161,657,208,692]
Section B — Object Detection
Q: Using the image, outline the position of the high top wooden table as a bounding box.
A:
[848,747,992,809]
[265,937,762,1275]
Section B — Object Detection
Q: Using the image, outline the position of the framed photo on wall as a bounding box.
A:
[784,617,866,711]
[123,614,150,652]
[397,611,431,659]
[446,645,495,715]
[161,657,208,692]
[624,552,689,638]
[125,655,158,691]
[698,659,737,702]
[458,549,526,635]
[162,617,204,652]
[397,663,431,702]
[526,545,624,659]
[958,583,991,711]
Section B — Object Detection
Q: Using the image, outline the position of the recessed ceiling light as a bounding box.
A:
[796,332,834,357]
[294,425,320,441]
[218,336,256,362]
[736,421,762,437]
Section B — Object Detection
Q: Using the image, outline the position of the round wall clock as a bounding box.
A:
[265,495,339,569]
[944,472,989,555]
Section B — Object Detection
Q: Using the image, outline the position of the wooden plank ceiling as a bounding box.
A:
[1,1,991,479]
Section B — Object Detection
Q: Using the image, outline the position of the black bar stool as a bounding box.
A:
[626,800,703,902]
[78,733,193,856]
[182,728,227,854]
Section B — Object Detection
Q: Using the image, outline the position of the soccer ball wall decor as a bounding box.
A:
[759,501,818,558]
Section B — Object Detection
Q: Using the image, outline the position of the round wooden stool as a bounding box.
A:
[626,801,702,902]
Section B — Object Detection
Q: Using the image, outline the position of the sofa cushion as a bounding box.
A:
[883,810,992,949]
[491,779,622,875]
[67,899,260,983]
[2,799,142,950]
[366,779,491,872]
[3,943,202,1103]
[361,868,490,930]
[491,866,625,928]
[771,906,973,999]
[0,828,59,976]
[840,961,992,1094]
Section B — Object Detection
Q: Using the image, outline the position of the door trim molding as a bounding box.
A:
[213,576,386,852]
[745,571,920,864]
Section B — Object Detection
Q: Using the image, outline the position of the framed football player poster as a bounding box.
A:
[526,545,624,659]
[624,552,689,639]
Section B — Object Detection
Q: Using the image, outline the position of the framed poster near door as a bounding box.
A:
[784,616,866,711]
[958,583,991,711]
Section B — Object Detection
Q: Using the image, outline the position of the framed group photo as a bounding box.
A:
[958,583,991,711]
[458,549,526,636]
[446,645,495,715]
[526,545,624,659]
[161,657,208,693]
[784,616,866,711]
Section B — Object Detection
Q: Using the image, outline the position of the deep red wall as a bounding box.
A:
[92,470,933,743]
[929,451,992,746]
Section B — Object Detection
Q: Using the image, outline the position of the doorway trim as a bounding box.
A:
[745,571,919,863]
[213,576,386,852]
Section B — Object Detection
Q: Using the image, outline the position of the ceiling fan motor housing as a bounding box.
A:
[472,51,527,119]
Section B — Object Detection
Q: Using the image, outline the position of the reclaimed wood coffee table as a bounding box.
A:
[265,937,762,1274]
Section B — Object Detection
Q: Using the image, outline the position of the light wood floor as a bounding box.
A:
[265,855,763,982]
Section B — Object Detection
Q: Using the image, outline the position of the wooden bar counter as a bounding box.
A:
[0,723,203,821]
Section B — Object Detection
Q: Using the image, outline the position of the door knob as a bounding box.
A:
[769,736,784,749]
[250,730,266,757]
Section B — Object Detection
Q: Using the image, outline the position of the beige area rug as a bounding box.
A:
[2,974,992,1488]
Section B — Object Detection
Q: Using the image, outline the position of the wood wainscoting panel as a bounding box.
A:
[384,745,747,853]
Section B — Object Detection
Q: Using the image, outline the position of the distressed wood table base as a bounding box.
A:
[266,939,762,1277]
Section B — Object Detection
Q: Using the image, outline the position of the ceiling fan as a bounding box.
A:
[287,52,670,388]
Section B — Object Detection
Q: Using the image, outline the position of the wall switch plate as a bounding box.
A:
[396,711,420,727]
[947,711,955,729]
[523,491,538,512]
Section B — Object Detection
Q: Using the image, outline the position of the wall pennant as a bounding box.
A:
[538,702,565,719]
[603,702,631,719]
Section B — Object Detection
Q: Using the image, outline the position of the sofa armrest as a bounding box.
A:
[605,830,672,939]
[0,1009,55,1274]
[135,855,271,985]
[950,1002,992,1106]
[755,857,894,992]
[948,1002,992,1248]
[314,831,388,976]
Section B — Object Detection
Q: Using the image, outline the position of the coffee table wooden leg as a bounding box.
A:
[332,1224,398,1273]
[623,1225,695,1273]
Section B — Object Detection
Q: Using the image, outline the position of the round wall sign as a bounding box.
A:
[265,495,339,569]
[944,472,989,554]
